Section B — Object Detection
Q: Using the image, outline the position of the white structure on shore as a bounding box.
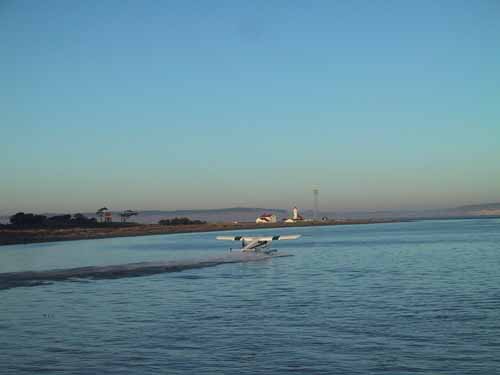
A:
[256,213,277,224]
[285,206,304,223]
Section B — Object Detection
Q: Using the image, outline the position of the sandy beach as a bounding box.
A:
[0,219,402,246]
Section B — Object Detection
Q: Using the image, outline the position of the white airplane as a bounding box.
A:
[216,234,301,254]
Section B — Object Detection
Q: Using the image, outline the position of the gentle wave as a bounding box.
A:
[0,252,291,290]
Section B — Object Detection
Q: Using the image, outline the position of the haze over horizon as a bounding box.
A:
[2,1,499,214]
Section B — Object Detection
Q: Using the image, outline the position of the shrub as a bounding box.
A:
[158,217,206,226]
[10,212,47,227]
[8,212,99,228]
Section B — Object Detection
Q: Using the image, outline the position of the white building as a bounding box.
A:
[256,213,277,224]
[285,206,304,223]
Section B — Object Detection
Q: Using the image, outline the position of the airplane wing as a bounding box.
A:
[256,235,301,241]
[216,235,301,241]
[216,236,246,241]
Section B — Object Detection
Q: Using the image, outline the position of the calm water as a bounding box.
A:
[1,219,499,374]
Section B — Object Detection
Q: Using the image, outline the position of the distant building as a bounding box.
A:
[104,211,113,223]
[256,213,277,224]
[285,206,304,223]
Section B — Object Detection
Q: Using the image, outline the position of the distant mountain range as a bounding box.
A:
[102,207,289,224]
[329,203,500,220]
[1,204,500,224]
[0,207,288,224]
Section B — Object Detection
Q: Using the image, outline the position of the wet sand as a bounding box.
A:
[0,219,401,246]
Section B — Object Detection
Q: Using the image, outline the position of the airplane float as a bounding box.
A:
[216,234,301,254]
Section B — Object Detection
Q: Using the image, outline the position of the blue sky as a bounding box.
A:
[1,0,499,214]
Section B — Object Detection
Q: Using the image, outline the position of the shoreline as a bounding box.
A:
[0,219,403,246]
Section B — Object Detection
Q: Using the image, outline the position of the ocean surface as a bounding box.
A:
[1,219,499,374]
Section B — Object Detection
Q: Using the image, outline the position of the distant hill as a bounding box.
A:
[0,207,288,225]
[87,207,289,224]
[327,202,500,220]
[2,203,499,224]
[441,203,500,218]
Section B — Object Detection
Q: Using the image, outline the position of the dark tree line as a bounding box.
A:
[158,217,206,226]
[7,212,97,228]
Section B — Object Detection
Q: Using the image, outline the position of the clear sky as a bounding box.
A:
[1,0,499,214]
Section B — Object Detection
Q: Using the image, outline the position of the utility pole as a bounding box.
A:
[313,188,319,220]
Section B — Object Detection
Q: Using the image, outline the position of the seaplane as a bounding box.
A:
[216,234,301,254]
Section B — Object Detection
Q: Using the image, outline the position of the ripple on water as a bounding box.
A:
[0,219,500,374]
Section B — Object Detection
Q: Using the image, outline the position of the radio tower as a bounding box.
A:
[313,188,319,220]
